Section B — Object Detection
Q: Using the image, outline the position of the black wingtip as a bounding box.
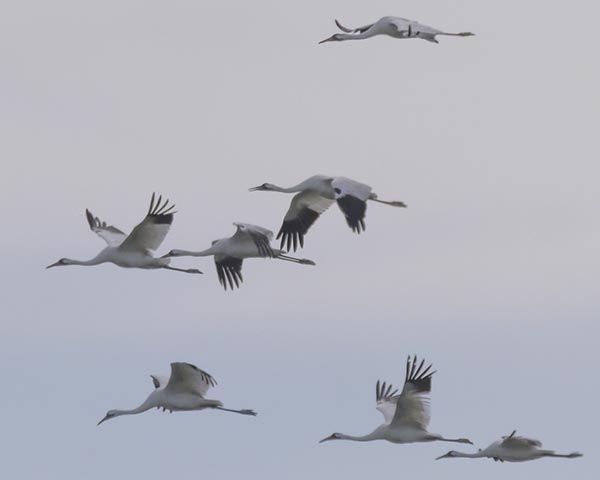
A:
[85,209,95,229]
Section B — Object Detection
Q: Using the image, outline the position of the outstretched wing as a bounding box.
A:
[150,374,169,389]
[375,380,400,424]
[501,430,543,449]
[375,356,435,429]
[85,209,127,247]
[215,255,244,290]
[335,19,375,34]
[119,193,175,253]
[277,191,334,252]
[389,17,442,38]
[331,177,372,233]
[233,223,275,258]
[164,362,217,397]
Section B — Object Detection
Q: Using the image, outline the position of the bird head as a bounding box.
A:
[46,258,71,269]
[248,183,275,192]
[318,34,344,44]
[435,450,459,460]
[97,410,119,426]
[319,433,342,443]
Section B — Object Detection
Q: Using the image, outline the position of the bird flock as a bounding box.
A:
[46,13,584,465]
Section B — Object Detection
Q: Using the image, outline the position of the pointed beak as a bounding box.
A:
[248,186,263,192]
[46,261,61,269]
[319,434,335,443]
[318,36,335,44]
[435,453,451,460]
[160,252,172,259]
[97,414,110,426]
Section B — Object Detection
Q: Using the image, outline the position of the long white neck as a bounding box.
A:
[65,257,105,266]
[266,183,305,193]
[336,430,382,442]
[337,31,378,41]
[452,451,486,459]
[111,400,155,419]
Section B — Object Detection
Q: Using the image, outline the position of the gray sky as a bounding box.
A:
[1,1,598,478]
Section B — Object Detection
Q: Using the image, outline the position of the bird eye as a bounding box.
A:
[334,188,341,194]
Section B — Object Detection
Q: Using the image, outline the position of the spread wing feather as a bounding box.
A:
[375,356,435,429]
[501,430,543,449]
[164,362,217,397]
[85,209,127,247]
[331,177,372,234]
[215,255,244,290]
[233,223,275,258]
[119,193,175,253]
[277,191,334,251]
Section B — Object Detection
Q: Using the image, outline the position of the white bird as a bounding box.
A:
[47,193,202,274]
[319,356,473,446]
[164,222,316,290]
[436,430,583,462]
[97,362,256,425]
[319,17,474,44]
[249,175,406,251]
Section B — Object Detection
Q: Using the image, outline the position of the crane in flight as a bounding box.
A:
[249,175,406,251]
[319,17,474,44]
[319,356,472,446]
[97,362,256,425]
[164,222,315,290]
[46,193,202,274]
[436,430,583,462]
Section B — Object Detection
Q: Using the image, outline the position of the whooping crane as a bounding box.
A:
[249,175,406,251]
[46,193,202,274]
[164,222,316,290]
[97,362,256,425]
[436,430,583,462]
[319,17,474,44]
[319,356,472,446]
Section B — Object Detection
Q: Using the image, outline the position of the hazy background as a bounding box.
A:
[1,1,598,478]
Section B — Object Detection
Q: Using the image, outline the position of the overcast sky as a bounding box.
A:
[1,1,598,478]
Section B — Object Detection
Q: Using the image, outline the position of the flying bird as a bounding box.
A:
[97,362,256,425]
[249,175,406,251]
[436,430,583,462]
[319,356,472,446]
[47,193,202,274]
[319,17,474,44]
[164,222,315,290]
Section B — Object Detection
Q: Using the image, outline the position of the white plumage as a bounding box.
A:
[97,362,257,425]
[436,430,583,462]
[319,356,472,445]
[319,16,474,44]
[47,193,202,274]
[249,175,406,251]
[164,222,316,290]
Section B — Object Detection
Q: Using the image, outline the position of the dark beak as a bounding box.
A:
[46,261,61,269]
[318,434,335,443]
[318,36,336,45]
[160,252,172,259]
[435,453,450,460]
[248,186,263,192]
[97,414,110,426]
[299,259,316,266]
